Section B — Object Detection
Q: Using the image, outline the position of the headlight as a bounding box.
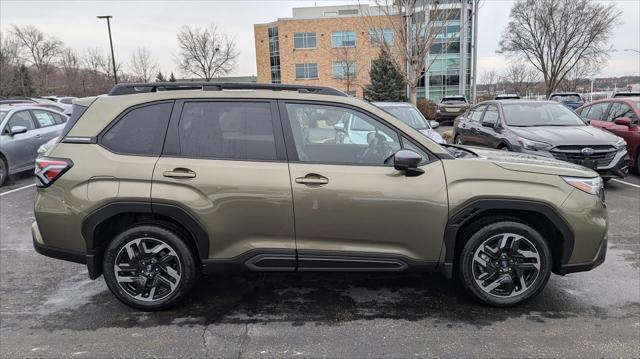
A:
[562,176,603,195]
[517,137,551,151]
[614,137,627,150]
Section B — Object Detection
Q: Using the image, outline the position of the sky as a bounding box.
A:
[1,0,639,79]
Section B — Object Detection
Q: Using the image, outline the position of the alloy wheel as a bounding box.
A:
[471,233,541,298]
[113,237,182,302]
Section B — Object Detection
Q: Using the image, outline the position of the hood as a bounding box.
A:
[463,146,598,177]
[419,129,445,144]
[510,125,618,146]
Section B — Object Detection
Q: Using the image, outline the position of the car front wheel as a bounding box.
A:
[103,225,197,311]
[459,220,551,307]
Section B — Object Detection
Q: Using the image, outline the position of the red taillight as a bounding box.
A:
[35,157,73,188]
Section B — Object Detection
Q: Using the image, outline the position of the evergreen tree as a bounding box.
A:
[364,48,406,102]
[11,64,35,96]
[168,72,177,82]
[155,71,166,82]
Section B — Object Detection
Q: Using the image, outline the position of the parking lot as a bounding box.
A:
[1,159,638,358]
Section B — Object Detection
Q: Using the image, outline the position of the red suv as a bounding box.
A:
[576,97,640,171]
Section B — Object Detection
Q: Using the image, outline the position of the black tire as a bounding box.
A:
[459,219,551,307]
[0,156,7,187]
[103,225,197,311]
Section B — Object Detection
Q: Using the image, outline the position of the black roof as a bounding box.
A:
[108,82,347,97]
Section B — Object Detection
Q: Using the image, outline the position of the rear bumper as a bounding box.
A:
[32,221,101,279]
[436,111,464,121]
[557,237,607,275]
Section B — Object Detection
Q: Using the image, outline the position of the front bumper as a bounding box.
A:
[521,148,629,179]
[557,237,607,275]
[32,221,101,279]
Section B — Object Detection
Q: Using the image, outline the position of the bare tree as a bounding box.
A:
[479,69,499,97]
[558,59,599,92]
[175,24,238,81]
[10,24,63,92]
[129,47,159,82]
[498,0,621,96]
[502,61,539,96]
[363,0,457,104]
[59,48,80,94]
[0,34,20,96]
[324,41,366,96]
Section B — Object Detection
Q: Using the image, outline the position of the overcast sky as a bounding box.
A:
[1,0,638,79]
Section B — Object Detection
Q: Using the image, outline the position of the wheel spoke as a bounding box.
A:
[499,234,509,250]
[157,275,177,291]
[116,263,137,272]
[150,243,170,255]
[508,237,521,256]
[164,266,180,281]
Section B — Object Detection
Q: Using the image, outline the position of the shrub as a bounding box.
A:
[416,99,437,120]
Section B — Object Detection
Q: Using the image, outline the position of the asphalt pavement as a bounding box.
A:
[1,165,639,358]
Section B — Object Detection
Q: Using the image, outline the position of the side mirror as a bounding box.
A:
[393,150,425,177]
[429,120,440,129]
[333,122,346,132]
[614,117,633,127]
[10,126,28,136]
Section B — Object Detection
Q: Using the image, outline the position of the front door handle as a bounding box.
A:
[163,168,196,179]
[295,174,329,185]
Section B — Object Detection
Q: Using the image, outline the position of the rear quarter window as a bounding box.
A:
[101,102,173,156]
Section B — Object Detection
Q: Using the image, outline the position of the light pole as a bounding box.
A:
[97,15,118,84]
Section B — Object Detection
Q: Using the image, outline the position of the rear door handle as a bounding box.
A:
[163,168,196,179]
[295,174,329,185]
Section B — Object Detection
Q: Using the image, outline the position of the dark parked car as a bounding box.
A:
[373,102,444,144]
[435,95,469,122]
[612,92,640,98]
[452,100,629,179]
[0,105,67,186]
[549,92,584,110]
[576,97,640,171]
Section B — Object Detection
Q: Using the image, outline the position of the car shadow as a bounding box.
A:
[32,271,617,332]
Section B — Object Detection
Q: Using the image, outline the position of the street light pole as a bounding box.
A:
[97,15,118,84]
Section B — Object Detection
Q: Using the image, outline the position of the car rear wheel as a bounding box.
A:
[459,220,551,307]
[0,156,7,187]
[103,225,197,311]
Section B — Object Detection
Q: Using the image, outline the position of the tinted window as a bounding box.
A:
[60,98,74,104]
[584,102,608,121]
[5,111,35,133]
[285,103,400,165]
[52,112,67,124]
[178,101,276,160]
[32,110,58,127]
[102,102,173,155]
[482,105,499,125]
[469,105,486,122]
[607,102,636,121]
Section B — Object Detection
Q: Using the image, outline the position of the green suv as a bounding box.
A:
[33,83,607,310]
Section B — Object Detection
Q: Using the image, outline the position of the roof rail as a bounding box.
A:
[108,82,347,97]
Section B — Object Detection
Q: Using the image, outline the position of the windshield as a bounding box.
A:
[551,94,582,102]
[384,106,430,129]
[503,102,586,127]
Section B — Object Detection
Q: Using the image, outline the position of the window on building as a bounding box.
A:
[332,31,356,47]
[369,29,393,47]
[293,32,317,49]
[332,61,356,78]
[295,63,319,79]
[338,9,359,15]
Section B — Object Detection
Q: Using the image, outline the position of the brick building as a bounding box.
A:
[254,2,478,102]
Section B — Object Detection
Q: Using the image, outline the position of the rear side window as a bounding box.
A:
[32,110,58,128]
[178,101,277,160]
[101,102,173,156]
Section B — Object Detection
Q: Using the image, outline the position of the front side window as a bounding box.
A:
[31,110,58,128]
[178,101,276,161]
[583,102,608,121]
[482,105,499,126]
[469,105,486,122]
[332,30,356,47]
[101,102,173,155]
[293,32,317,49]
[4,111,35,134]
[369,29,393,46]
[607,102,636,121]
[295,63,318,79]
[285,103,400,165]
[332,61,356,78]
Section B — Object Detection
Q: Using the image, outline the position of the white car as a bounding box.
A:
[41,96,76,115]
[372,102,445,144]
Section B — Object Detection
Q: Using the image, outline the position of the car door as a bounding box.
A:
[604,101,639,148]
[477,104,501,148]
[152,99,296,267]
[584,101,610,130]
[1,110,39,171]
[280,101,449,269]
[461,104,486,146]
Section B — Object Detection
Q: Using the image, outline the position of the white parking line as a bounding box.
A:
[611,179,640,189]
[0,184,35,197]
